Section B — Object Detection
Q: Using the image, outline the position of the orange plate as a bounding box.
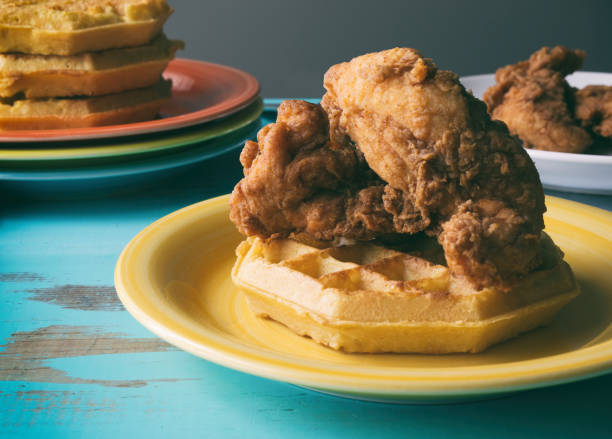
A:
[0,58,260,142]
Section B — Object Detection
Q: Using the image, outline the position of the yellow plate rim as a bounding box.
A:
[115,195,612,398]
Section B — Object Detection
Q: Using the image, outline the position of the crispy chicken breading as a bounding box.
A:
[575,85,612,138]
[483,46,592,153]
[230,48,546,291]
[230,100,400,241]
[322,48,545,290]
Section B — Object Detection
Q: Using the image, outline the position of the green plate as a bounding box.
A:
[0,98,262,165]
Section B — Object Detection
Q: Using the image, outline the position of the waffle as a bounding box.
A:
[0,0,172,55]
[0,79,171,130]
[0,34,183,98]
[232,233,579,353]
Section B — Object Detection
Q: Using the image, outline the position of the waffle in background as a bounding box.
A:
[0,0,172,55]
[232,234,579,354]
[0,0,182,130]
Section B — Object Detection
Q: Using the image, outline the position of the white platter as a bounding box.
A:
[461,72,612,194]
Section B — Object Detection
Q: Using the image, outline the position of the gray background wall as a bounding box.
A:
[164,0,612,98]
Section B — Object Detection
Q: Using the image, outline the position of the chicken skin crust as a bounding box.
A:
[575,85,612,138]
[483,46,592,153]
[230,100,404,242]
[231,48,546,291]
[322,48,545,290]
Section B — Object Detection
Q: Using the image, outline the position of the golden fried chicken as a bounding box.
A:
[322,48,545,290]
[230,100,401,241]
[230,48,546,291]
[575,85,612,138]
[230,99,438,245]
[483,46,592,153]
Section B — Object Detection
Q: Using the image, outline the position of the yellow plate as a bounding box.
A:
[115,195,612,403]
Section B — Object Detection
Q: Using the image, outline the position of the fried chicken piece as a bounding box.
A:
[231,49,546,291]
[229,100,403,241]
[322,48,546,290]
[483,46,592,153]
[575,85,612,138]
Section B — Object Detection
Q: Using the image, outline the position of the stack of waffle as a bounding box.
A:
[0,0,183,130]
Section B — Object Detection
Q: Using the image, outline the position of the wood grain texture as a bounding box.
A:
[0,272,46,282]
[24,285,123,312]
[9,389,118,414]
[0,325,175,387]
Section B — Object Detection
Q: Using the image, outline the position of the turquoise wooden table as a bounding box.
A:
[2,106,612,438]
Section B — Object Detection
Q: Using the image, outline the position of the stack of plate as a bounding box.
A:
[0,59,262,181]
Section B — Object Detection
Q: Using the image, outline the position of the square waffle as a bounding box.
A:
[0,34,183,99]
[0,0,172,55]
[232,233,579,353]
[0,78,171,129]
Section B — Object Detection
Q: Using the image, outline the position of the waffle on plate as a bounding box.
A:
[0,34,183,98]
[232,234,579,353]
[0,78,171,129]
[0,0,172,55]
